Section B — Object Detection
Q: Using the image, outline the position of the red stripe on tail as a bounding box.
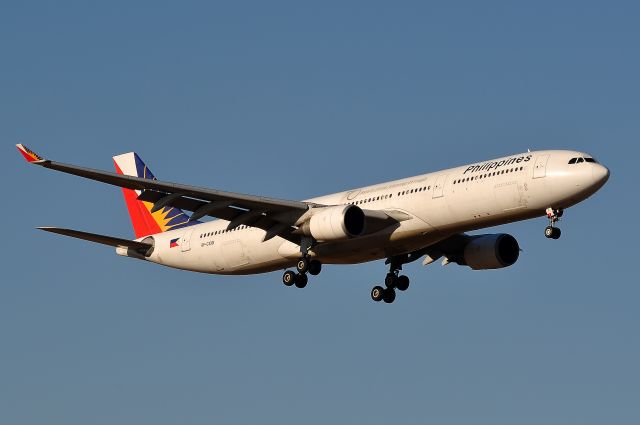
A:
[114,162,162,238]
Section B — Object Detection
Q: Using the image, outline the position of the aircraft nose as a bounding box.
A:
[592,163,610,187]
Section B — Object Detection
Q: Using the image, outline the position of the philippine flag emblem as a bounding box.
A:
[169,238,180,248]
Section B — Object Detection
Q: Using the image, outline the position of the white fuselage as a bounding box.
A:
[127,150,609,275]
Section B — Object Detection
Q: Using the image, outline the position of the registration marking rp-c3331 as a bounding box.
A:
[16,144,609,304]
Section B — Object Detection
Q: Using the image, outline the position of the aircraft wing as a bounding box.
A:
[17,144,406,242]
[17,144,315,241]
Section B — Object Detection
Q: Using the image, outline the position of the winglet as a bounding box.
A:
[16,144,45,163]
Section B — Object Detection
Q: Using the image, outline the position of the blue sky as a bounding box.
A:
[1,1,638,424]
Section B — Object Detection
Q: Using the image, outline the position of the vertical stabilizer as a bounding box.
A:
[113,152,196,238]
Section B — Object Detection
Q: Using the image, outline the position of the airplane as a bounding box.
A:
[16,144,609,304]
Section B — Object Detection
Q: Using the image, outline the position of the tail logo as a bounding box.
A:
[169,238,180,248]
[113,152,199,238]
[16,144,44,162]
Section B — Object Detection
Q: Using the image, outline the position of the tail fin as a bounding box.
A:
[113,152,196,238]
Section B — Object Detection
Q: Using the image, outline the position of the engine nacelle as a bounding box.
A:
[463,234,520,270]
[300,205,365,241]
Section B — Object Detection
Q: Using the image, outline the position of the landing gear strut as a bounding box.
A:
[545,207,563,240]
[371,260,411,304]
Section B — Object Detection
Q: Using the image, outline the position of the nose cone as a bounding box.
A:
[592,163,610,189]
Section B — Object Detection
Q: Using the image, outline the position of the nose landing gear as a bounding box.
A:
[544,207,563,239]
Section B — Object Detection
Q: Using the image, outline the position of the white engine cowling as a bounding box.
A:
[300,205,365,241]
[463,234,520,270]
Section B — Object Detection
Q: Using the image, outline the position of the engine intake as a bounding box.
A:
[463,234,520,270]
[299,205,365,241]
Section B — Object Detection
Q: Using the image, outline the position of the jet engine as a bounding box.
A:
[462,234,520,270]
[298,205,365,241]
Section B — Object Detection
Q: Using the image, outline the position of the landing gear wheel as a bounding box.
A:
[544,226,555,239]
[382,288,396,304]
[396,275,410,291]
[545,226,561,239]
[294,273,308,288]
[296,257,309,274]
[384,273,398,288]
[282,270,296,286]
[371,286,385,302]
[308,260,322,276]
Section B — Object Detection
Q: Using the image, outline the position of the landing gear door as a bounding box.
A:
[432,175,447,198]
[181,228,194,252]
[533,155,550,179]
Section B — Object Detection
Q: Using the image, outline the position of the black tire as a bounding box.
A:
[371,285,384,302]
[384,273,398,288]
[396,275,410,291]
[552,227,562,239]
[294,273,308,288]
[296,258,309,274]
[544,226,554,239]
[308,260,322,276]
[382,288,396,304]
[282,270,296,286]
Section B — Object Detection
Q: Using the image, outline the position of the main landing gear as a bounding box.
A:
[282,255,322,289]
[544,207,563,240]
[371,262,410,304]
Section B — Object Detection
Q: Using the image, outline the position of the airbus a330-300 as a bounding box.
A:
[17,144,609,304]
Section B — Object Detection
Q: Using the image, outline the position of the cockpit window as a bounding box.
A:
[568,158,577,164]
[584,157,596,163]
[577,157,584,163]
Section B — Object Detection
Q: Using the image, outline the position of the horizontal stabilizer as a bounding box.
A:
[37,227,153,252]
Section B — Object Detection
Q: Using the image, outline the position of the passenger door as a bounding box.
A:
[432,175,447,198]
[181,228,194,252]
[533,155,549,179]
